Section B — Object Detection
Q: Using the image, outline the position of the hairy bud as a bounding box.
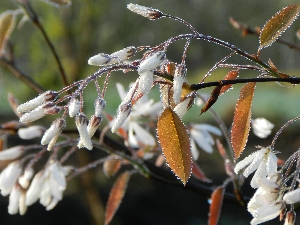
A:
[111,102,132,133]
[173,64,187,104]
[127,4,163,20]
[41,119,66,150]
[75,114,93,150]
[68,98,80,117]
[17,90,58,113]
[94,97,106,117]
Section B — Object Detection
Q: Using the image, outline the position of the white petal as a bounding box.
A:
[266,151,277,176]
[251,160,268,188]
[192,124,222,136]
[283,188,300,204]
[94,98,106,117]
[19,167,34,189]
[41,119,65,145]
[173,64,187,104]
[8,185,22,215]
[243,149,264,178]
[234,152,257,174]
[190,137,199,160]
[19,190,27,215]
[46,198,59,211]
[25,171,45,206]
[190,129,213,153]
[18,126,44,140]
[131,121,155,147]
[40,177,51,207]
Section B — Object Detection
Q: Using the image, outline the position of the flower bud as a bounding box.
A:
[94,97,106,117]
[18,125,44,140]
[0,146,24,160]
[284,210,296,225]
[138,51,166,73]
[88,53,110,66]
[43,103,61,115]
[75,114,93,150]
[173,64,187,104]
[68,98,80,117]
[19,167,34,189]
[77,115,102,148]
[127,4,163,20]
[41,119,66,149]
[0,161,22,196]
[109,46,136,64]
[111,102,132,133]
[8,184,22,215]
[138,70,153,95]
[19,105,46,123]
[0,10,16,52]
[17,90,58,113]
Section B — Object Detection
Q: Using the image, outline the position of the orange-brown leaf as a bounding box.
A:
[103,155,121,177]
[200,86,221,115]
[209,186,224,225]
[231,82,256,159]
[219,70,239,95]
[157,107,192,185]
[105,171,131,225]
[259,4,300,49]
[192,161,211,183]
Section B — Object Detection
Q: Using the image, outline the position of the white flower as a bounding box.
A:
[252,118,274,138]
[18,125,44,140]
[248,174,284,225]
[234,146,278,188]
[111,83,162,148]
[189,124,222,160]
[26,162,68,211]
[0,146,24,160]
[8,184,27,215]
[0,161,22,196]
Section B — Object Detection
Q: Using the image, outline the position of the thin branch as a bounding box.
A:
[190,76,300,91]
[229,17,300,51]
[22,1,69,89]
[0,57,45,94]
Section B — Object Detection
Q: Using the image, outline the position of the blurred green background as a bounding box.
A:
[1,0,300,224]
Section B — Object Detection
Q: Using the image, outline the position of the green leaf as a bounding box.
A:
[259,4,300,49]
[231,82,256,159]
[157,107,192,185]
